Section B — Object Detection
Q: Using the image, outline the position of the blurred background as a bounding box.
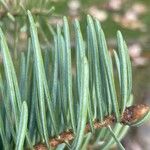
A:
[0,0,150,149]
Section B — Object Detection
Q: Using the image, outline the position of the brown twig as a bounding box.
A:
[33,104,149,150]
[0,8,53,19]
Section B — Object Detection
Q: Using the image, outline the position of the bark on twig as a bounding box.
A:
[33,104,149,150]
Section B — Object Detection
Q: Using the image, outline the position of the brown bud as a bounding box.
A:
[121,104,150,125]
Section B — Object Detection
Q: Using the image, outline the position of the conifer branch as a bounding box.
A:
[33,104,150,150]
[1,12,149,149]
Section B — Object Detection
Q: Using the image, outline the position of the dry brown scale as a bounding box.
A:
[33,104,149,150]
[121,104,149,124]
